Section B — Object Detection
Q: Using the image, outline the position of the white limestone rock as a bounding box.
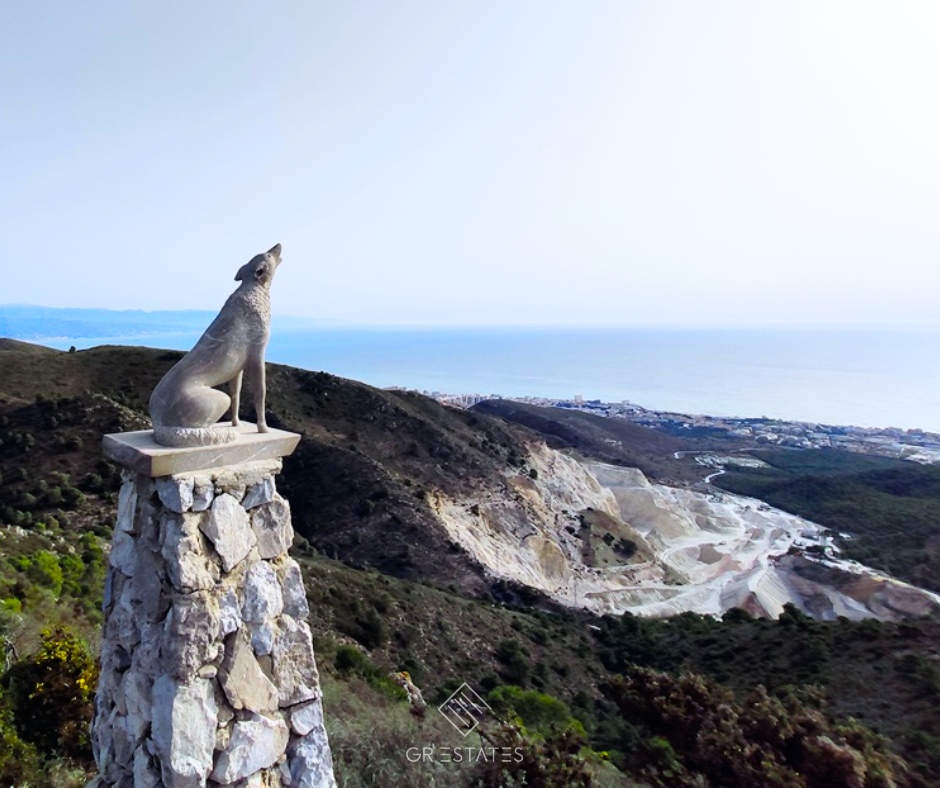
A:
[210,713,289,785]
[218,586,243,637]
[289,699,326,737]
[156,476,195,514]
[108,710,136,776]
[102,565,119,611]
[191,479,215,512]
[120,545,167,623]
[288,731,337,788]
[116,481,138,533]
[220,632,279,713]
[161,513,219,592]
[105,595,141,653]
[243,475,276,510]
[133,746,162,788]
[151,675,217,788]
[242,561,283,624]
[109,527,137,576]
[161,591,221,683]
[132,622,164,678]
[201,494,257,572]
[121,666,152,742]
[251,497,294,559]
[251,621,277,656]
[277,558,309,620]
[272,616,320,707]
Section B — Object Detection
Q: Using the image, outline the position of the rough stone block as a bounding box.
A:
[120,545,167,623]
[290,699,326,737]
[161,513,219,592]
[116,481,138,533]
[133,746,162,788]
[278,558,310,620]
[151,675,217,788]
[192,479,215,512]
[156,476,195,513]
[243,475,276,510]
[220,632,279,714]
[251,497,294,560]
[210,713,289,784]
[161,591,221,683]
[288,731,337,788]
[109,528,137,576]
[202,494,256,572]
[272,617,320,707]
[242,561,283,624]
[217,586,243,637]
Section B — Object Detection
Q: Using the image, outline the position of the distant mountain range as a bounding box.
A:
[0,304,337,340]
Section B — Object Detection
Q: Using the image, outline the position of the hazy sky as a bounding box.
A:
[2,2,938,326]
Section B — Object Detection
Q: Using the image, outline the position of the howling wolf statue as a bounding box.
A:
[149,244,282,447]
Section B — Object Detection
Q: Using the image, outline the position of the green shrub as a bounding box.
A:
[4,628,97,763]
[488,685,585,738]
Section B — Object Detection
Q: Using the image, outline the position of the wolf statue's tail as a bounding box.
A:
[152,425,239,448]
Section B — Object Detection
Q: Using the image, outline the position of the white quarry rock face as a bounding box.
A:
[151,675,218,788]
[251,496,294,559]
[429,442,940,621]
[210,713,290,784]
[201,493,257,572]
[242,561,284,623]
[156,476,195,513]
[220,631,279,713]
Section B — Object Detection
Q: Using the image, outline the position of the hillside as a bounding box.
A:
[472,398,705,483]
[2,341,940,785]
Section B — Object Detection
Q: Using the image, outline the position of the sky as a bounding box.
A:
[2,2,939,326]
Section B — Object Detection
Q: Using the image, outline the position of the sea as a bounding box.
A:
[42,326,940,433]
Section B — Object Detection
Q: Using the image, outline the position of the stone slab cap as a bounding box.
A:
[103,422,301,477]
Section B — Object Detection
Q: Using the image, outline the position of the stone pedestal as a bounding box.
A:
[92,426,336,788]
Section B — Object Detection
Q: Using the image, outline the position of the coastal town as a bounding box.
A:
[394,388,940,465]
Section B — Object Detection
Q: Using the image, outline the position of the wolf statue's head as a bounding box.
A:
[235,243,282,286]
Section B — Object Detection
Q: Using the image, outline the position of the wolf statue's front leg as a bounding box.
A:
[230,370,243,427]
[246,355,269,433]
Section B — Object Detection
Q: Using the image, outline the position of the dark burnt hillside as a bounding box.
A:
[0,341,539,595]
[472,398,704,483]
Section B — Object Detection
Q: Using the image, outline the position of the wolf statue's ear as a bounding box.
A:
[235,262,252,281]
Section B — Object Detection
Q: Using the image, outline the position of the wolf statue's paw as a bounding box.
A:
[153,425,239,448]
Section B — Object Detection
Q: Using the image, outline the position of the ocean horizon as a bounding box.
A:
[39,325,940,433]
